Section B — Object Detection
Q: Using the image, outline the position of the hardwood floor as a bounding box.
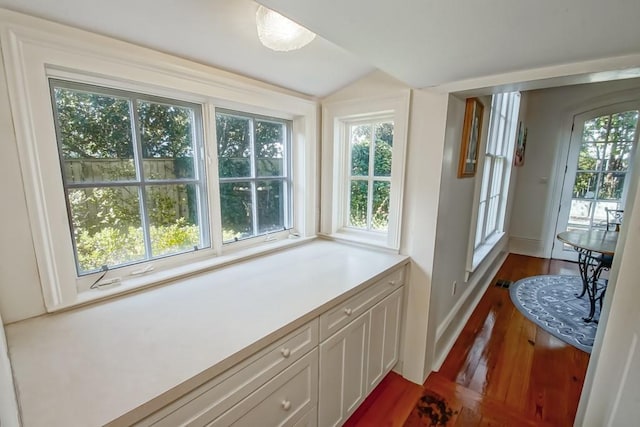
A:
[345,254,590,427]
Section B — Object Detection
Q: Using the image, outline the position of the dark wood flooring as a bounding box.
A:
[345,254,590,426]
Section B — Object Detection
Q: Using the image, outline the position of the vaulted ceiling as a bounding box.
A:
[1,0,639,97]
[0,0,374,97]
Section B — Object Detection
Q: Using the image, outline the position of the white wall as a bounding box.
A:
[430,95,490,327]
[0,52,47,324]
[399,89,449,383]
[0,311,20,427]
[427,93,520,367]
[509,78,640,257]
[322,70,409,103]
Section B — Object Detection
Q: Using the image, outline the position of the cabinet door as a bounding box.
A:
[318,313,369,427]
[366,287,403,393]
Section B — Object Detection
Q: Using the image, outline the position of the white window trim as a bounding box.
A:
[466,93,520,275]
[321,93,410,250]
[0,10,318,311]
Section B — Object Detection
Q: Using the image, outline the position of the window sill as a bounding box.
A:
[471,231,505,273]
[320,229,397,252]
[56,235,317,312]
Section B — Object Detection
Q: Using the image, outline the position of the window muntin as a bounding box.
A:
[347,119,394,231]
[50,80,210,275]
[474,92,520,251]
[216,110,292,243]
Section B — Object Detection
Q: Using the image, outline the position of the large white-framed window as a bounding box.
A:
[215,109,292,243]
[1,15,317,310]
[469,92,520,270]
[50,80,211,280]
[321,94,410,249]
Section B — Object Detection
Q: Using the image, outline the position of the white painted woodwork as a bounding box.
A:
[366,287,403,392]
[320,86,411,251]
[5,240,407,427]
[551,100,640,261]
[208,349,318,427]
[319,268,403,341]
[292,407,318,427]
[318,312,370,427]
[575,128,640,425]
[0,312,19,427]
[138,321,318,426]
[0,10,319,313]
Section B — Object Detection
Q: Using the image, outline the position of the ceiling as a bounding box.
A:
[1,0,639,97]
[259,0,640,89]
[0,0,374,97]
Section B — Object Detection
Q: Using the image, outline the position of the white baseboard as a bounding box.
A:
[432,250,508,371]
[509,236,545,258]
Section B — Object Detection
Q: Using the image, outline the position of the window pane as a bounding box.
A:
[138,101,196,179]
[350,124,371,176]
[220,182,253,242]
[53,87,135,182]
[568,200,593,227]
[146,184,204,256]
[256,120,285,177]
[608,110,639,142]
[216,113,251,178]
[490,159,504,196]
[349,180,368,228]
[374,122,393,176]
[603,141,632,171]
[372,181,390,231]
[479,158,492,202]
[257,180,285,233]
[69,186,145,273]
[486,195,499,234]
[475,201,486,246]
[593,201,618,229]
[598,172,625,200]
[572,172,598,198]
[583,116,609,142]
[578,143,604,171]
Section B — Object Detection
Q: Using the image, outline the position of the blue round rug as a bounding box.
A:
[509,275,599,353]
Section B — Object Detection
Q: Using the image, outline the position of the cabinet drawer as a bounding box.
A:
[319,267,404,341]
[208,349,318,427]
[292,407,317,427]
[142,320,318,426]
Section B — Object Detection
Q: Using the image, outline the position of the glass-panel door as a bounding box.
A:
[552,102,639,261]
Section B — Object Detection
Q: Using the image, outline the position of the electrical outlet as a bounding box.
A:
[452,280,457,296]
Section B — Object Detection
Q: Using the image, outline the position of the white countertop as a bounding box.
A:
[6,239,408,427]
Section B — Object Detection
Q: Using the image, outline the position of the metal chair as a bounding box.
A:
[594,208,623,315]
[605,208,624,232]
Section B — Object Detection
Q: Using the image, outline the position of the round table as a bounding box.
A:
[557,229,618,322]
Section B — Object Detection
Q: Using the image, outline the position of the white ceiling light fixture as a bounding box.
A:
[256,5,316,52]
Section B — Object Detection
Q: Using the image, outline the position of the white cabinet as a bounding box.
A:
[319,268,404,341]
[138,321,318,426]
[137,265,406,427]
[366,287,403,393]
[317,270,405,427]
[318,313,369,427]
[209,350,318,427]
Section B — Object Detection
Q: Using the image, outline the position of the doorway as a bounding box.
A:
[552,102,640,261]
